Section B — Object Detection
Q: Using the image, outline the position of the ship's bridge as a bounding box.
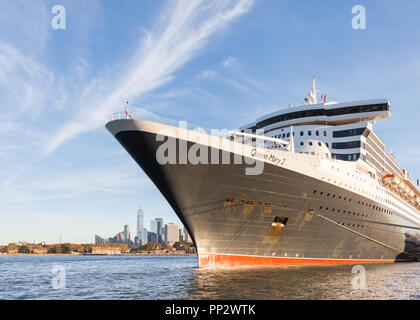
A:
[242,99,390,134]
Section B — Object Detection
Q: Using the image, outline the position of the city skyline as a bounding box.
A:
[1,1,420,244]
[94,204,188,247]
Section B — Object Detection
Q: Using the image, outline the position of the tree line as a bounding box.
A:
[0,241,195,254]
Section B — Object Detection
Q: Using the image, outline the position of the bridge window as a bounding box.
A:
[332,141,361,149]
[253,104,389,129]
[333,128,365,138]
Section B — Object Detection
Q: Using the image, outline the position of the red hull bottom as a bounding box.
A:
[198,253,396,268]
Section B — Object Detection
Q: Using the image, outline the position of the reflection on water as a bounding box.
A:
[0,255,419,300]
[188,263,420,300]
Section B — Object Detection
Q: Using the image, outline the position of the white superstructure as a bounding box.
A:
[239,79,420,223]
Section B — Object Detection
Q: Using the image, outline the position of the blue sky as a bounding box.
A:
[1,0,419,244]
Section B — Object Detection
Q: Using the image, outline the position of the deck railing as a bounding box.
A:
[108,111,215,135]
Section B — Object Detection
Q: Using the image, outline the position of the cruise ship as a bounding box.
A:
[106,79,420,268]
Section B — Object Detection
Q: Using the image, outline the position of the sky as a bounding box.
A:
[1,0,419,244]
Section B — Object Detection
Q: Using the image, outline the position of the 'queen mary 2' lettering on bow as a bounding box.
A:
[251,149,286,166]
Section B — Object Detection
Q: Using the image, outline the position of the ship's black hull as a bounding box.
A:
[111,125,419,267]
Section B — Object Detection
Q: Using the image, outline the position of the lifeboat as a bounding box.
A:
[408,196,417,204]
[383,174,400,186]
[382,175,391,185]
[408,190,415,198]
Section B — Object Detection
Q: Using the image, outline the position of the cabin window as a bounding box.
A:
[323,131,327,136]
[316,131,320,136]
[300,142,304,146]
[300,131,304,136]
[308,131,312,136]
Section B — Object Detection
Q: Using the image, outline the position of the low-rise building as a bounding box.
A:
[90,247,122,255]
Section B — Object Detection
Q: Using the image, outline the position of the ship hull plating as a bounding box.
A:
[108,120,419,268]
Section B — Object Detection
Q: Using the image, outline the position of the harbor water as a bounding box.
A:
[0,255,419,300]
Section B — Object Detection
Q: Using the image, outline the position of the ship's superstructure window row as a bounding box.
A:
[253,103,389,130]
[332,141,361,149]
[332,153,360,161]
[333,128,366,138]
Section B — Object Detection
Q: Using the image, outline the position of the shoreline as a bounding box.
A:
[0,253,197,257]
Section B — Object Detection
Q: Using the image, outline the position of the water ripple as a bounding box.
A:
[0,256,419,299]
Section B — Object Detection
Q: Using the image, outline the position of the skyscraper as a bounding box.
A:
[151,218,163,244]
[150,219,157,234]
[165,223,179,245]
[183,226,189,242]
[123,225,131,244]
[137,204,144,239]
[141,228,148,245]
